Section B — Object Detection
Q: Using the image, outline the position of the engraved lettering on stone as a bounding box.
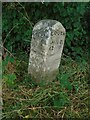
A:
[28,20,66,84]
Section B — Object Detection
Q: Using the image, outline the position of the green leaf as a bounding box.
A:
[59,73,73,90]
[6,74,17,87]
[8,74,16,80]
[53,98,65,107]
[53,92,70,107]
[9,57,14,63]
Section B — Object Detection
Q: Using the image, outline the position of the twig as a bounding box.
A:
[61,107,67,119]
[15,0,33,28]
[63,53,75,62]
[0,44,15,59]
[3,24,19,45]
[57,109,64,117]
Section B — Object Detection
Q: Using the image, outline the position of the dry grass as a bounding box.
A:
[2,55,89,119]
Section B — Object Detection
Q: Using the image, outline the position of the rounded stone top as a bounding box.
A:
[33,19,66,33]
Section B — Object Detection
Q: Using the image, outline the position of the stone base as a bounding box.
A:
[29,69,59,85]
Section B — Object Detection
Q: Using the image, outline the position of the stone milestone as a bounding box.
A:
[28,20,66,84]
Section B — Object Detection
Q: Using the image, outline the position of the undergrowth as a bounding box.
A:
[2,54,89,119]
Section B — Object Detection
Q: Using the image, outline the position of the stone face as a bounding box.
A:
[28,20,66,84]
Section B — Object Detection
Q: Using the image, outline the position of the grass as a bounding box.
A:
[2,54,89,119]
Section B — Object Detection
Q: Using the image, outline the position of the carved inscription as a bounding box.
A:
[28,20,66,84]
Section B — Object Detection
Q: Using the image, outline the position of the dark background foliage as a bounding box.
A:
[2,2,89,61]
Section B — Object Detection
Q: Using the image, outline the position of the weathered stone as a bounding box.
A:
[28,20,66,84]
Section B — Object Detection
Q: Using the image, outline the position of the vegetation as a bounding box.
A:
[2,2,89,119]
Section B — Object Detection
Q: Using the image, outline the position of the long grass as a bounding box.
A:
[2,54,89,119]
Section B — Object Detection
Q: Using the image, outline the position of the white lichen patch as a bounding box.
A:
[33,22,43,30]
[52,22,66,33]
